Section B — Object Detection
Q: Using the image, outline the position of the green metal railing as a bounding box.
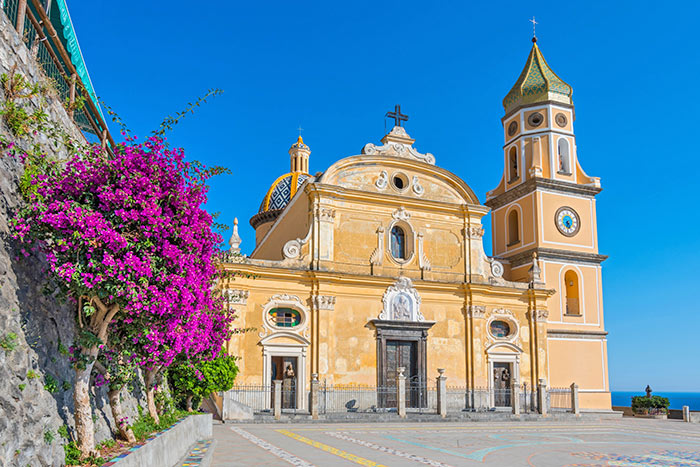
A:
[2,0,114,150]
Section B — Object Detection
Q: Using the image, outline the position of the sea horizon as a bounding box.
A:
[611,391,700,410]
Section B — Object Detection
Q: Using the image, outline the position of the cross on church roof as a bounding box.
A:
[385,105,409,127]
[529,16,538,40]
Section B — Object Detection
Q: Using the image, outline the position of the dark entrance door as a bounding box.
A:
[384,340,417,408]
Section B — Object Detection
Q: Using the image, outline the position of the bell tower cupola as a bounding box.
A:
[289,135,310,173]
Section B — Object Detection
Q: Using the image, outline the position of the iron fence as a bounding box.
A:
[226,384,273,414]
[548,387,573,412]
[319,383,395,414]
[2,0,114,148]
[406,380,437,414]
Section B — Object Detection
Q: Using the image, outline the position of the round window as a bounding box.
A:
[555,112,568,127]
[391,172,408,191]
[490,320,511,338]
[527,112,544,127]
[269,308,301,327]
[507,121,518,136]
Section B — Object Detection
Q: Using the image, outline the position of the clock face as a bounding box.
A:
[555,207,580,236]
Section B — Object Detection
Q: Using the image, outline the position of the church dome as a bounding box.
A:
[250,172,311,228]
[502,39,573,114]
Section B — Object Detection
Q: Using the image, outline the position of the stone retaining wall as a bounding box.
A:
[106,414,212,467]
[0,9,145,466]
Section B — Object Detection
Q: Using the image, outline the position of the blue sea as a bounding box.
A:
[612,391,700,410]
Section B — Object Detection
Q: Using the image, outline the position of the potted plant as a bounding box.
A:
[631,395,670,419]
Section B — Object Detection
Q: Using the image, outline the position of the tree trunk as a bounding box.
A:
[145,368,160,425]
[108,387,136,443]
[186,395,193,412]
[74,348,98,456]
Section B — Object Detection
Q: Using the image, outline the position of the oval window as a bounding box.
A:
[269,308,301,327]
[490,320,511,338]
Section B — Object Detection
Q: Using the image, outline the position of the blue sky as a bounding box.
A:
[67,1,699,391]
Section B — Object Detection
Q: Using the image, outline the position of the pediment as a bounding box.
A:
[259,332,310,347]
[485,342,523,354]
[318,155,479,205]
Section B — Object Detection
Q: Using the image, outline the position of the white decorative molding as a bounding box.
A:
[259,294,309,338]
[361,127,436,165]
[370,226,385,266]
[530,309,549,322]
[228,218,242,253]
[313,295,336,311]
[282,225,312,259]
[465,226,485,239]
[417,233,431,271]
[467,305,486,319]
[411,176,424,196]
[226,289,249,305]
[375,170,389,190]
[491,308,515,317]
[392,207,411,222]
[379,276,424,322]
[490,260,504,278]
[317,207,336,222]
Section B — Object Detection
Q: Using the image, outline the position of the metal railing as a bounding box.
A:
[548,387,573,412]
[2,0,114,151]
[319,383,395,414]
[226,384,273,413]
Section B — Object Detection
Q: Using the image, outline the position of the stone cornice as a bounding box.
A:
[547,329,608,339]
[249,209,283,229]
[485,178,602,211]
[501,100,575,122]
[506,248,608,268]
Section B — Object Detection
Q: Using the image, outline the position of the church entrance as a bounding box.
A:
[493,362,512,407]
[270,356,297,409]
[372,320,434,409]
[384,340,418,408]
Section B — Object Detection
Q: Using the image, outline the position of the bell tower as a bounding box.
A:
[485,37,611,409]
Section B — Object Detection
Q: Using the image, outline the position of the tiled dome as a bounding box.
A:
[250,172,311,228]
[503,40,573,113]
[258,172,310,213]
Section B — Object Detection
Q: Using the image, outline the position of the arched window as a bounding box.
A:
[507,210,520,246]
[390,226,406,259]
[558,138,571,174]
[508,147,518,182]
[269,307,302,327]
[564,270,580,315]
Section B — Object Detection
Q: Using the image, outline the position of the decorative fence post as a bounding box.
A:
[683,405,691,423]
[397,367,406,418]
[436,368,447,418]
[311,373,319,420]
[570,382,580,416]
[538,378,548,416]
[273,380,282,420]
[512,378,520,416]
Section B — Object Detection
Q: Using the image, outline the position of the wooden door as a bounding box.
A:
[383,340,417,408]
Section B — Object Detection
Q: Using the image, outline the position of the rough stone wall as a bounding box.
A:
[0,11,145,467]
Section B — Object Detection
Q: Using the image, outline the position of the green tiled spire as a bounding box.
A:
[503,39,573,113]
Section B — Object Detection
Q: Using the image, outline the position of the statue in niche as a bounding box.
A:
[392,293,412,320]
[282,363,296,408]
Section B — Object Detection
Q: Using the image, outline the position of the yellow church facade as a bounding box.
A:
[220,38,611,412]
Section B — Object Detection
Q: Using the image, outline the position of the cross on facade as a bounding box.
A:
[529,16,538,38]
[385,105,409,127]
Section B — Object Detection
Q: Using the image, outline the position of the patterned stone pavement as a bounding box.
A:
[211,418,700,466]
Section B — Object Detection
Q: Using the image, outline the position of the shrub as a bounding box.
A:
[631,395,670,414]
[44,430,54,445]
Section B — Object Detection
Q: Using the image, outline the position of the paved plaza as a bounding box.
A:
[211,418,700,466]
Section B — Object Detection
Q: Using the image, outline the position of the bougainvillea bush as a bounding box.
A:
[12,136,234,454]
